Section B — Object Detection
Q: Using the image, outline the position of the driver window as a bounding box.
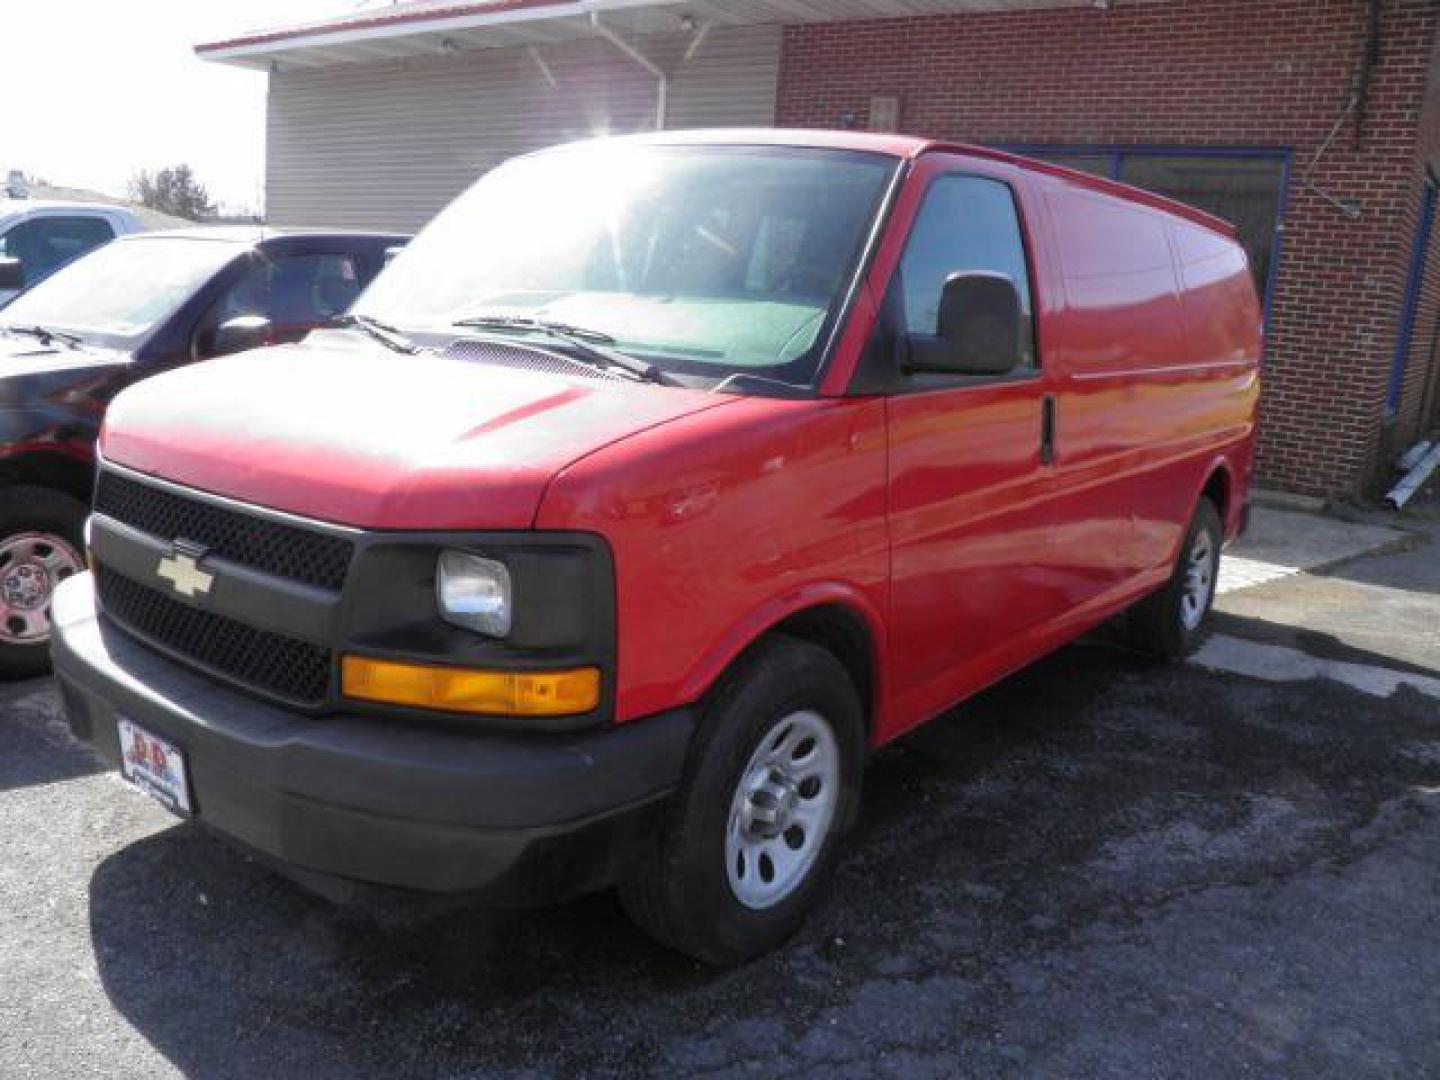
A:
[899,176,1036,368]
[210,252,362,330]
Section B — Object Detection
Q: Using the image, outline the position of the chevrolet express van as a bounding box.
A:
[52,131,1260,964]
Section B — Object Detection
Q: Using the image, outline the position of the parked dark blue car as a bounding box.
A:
[0,228,407,676]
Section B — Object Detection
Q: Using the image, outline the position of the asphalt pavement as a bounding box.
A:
[2,509,1437,1078]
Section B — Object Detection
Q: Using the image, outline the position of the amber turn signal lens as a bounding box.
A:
[341,657,601,717]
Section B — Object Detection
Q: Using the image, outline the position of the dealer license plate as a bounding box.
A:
[117,717,192,817]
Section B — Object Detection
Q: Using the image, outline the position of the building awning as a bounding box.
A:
[196,0,1096,70]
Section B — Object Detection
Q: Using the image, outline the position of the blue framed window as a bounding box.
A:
[1002,145,1290,330]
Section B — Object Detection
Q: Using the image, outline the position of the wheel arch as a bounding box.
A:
[1198,457,1237,537]
[0,452,96,506]
[677,585,888,745]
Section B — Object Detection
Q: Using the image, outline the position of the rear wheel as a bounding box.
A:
[620,635,864,965]
[1127,497,1222,660]
[0,487,87,679]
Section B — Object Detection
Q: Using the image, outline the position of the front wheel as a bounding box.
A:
[1127,497,1222,660]
[0,487,88,680]
[620,635,864,965]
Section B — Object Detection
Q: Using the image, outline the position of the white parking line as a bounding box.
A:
[1216,555,1300,595]
[1215,507,1408,597]
[1191,634,1440,702]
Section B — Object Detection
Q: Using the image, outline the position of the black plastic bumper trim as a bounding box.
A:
[50,574,694,898]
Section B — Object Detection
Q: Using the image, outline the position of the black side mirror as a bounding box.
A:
[0,258,25,292]
[205,315,273,358]
[907,272,1023,377]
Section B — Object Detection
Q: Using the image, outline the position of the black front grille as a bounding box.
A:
[97,568,331,706]
[95,472,353,591]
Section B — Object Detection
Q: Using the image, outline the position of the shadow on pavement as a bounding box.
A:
[0,676,105,794]
[1308,523,1440,596]
[1209,610,1440,678]
[87,644,1440,1078]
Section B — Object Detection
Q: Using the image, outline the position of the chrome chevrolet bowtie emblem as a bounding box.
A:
[156,543,214,599]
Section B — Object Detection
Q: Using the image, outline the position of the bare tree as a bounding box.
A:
[129,165,216,221]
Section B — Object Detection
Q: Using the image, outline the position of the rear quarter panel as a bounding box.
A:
[535,397,891,733]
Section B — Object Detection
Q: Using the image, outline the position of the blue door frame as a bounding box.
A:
[1388,176,1437,416]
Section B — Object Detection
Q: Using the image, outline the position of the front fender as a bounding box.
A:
[675,582,892,743]
[0,404,100,470]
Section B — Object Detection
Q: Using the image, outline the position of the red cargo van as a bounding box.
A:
[53,131,1260,964]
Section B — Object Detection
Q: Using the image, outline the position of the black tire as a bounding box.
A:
[619,635,865,965]
[1127,497,1222,660]
[0,486,88,680]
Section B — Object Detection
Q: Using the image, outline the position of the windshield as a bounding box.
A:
[357,144,896,386]
[0,236,241,346]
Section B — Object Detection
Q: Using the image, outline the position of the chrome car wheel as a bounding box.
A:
[0,531,84,645]
[726,709,841,911]
[1179,528,1216,631]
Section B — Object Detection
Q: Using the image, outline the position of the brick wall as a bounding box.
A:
[777,0,1439,497]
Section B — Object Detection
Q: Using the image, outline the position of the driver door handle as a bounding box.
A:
[1041,394,1057,466]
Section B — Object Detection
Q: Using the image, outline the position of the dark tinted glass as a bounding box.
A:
[214,253,363,328]
[1,215,116,281]
[899,175,1035,367]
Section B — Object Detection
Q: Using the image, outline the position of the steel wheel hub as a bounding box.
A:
[726,709,841,911]
[3,560,49,610]
[0,532,84,645]
[741,770,801,839]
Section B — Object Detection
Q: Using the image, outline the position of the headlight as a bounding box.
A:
[436,550,511,636]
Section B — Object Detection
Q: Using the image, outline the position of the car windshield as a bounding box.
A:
[0,236,240,346]
[356,144,896,387]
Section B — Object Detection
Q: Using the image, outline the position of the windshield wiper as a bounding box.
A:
[452,316,672,385]
[2,323,82,349]
[335,313,418,354]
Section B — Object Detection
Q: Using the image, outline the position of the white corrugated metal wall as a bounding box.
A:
[265,24,780,232]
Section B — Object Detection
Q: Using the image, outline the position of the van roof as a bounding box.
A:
[616,129,1239,239]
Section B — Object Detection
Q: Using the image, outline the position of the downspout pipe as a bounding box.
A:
[1387,443,1440,509]
[590,12,666,130]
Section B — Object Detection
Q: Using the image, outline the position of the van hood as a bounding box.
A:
[100,339,735,530]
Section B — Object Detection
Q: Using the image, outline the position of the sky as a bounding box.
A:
[6,1,377,214]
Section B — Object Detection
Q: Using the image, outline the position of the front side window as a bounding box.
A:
[210,253,362,330]
[357,145,897,387]
[0,214,116,284]
[0,236,240,347]
[897,174,1036,369]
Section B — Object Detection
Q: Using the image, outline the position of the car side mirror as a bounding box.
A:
[204,315,273,358]
[906,272,1023,377]
[0,258,25,292]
